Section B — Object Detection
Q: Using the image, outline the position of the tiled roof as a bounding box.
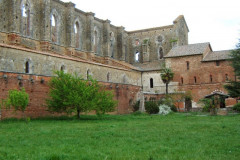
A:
[202,50,232,61]
[165,43,210,58]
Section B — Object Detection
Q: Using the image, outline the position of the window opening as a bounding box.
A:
[187,61,189,70]
[194,76,197,84]
[181,77,184,85]
[159,47,163,59]
[225,74,228,81]
[135,51,139,62]
[150,78,154,88]
[25,61,29,73]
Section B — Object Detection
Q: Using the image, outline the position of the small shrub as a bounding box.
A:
[199,98,213,112]
[158,104,171,115]
[133,100,140,112]
[170,105,177,112]
[145,101,159,114]
[2,88,29,112]
[233,103,240,112]
[131,111,143,115]
[158,96,177,112]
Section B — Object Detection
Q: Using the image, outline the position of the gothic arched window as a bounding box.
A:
[74,21,80,48]
[21,1,30,36]
[159,47,164,59]
[135,50,140,62]
[94,30,98,53]
[110,32,115,58]
[25,61,29,73]
[51,11,58,43]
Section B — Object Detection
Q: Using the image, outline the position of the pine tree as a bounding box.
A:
[224,40,240,97]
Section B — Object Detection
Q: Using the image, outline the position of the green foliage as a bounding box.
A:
[158,95,177,112]
[160,65,174,94]
[46,71,117,118]
[5,88,29,112]
[132,100,140,112]
[198,98,213,112]
[169,38,178,43]
[233,103,240,112]
[145,101,159,114]
[94,90,117,115]
[183,91,193,101]
[224,39,240,97]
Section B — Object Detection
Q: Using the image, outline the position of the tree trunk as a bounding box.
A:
[77,109,80,119]
[166,83,169,95]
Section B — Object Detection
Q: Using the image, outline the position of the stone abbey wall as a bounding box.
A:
[0,0,188,64]
[0,0,236,118]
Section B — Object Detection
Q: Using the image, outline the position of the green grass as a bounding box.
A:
[0,113,240,160]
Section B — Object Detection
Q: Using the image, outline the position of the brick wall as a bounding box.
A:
[166,55,235,105]
[0,72,141,119]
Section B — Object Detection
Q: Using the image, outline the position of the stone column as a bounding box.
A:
[40,0,51,42]
[66,2,75,48]
[117,26,125,60]
[86,12,95,52]
[9,0,21,34]
[103,19,111,57]
[139,90,145,112]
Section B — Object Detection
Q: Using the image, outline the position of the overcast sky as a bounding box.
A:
[62,0,240,51]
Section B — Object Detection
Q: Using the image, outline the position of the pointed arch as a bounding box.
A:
[25,61,29,73]
[93,27,98,53]
[110,32,115,58]
[24,58,33,74]
[158,47,164,59]
[60,65,66,72]
[74,18,82,49]
[51,9,59,43]
[21,0,31,36]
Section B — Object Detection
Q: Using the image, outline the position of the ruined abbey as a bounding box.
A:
[0,0,236,119]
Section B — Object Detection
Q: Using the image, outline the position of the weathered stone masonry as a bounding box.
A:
[0,0,236,119]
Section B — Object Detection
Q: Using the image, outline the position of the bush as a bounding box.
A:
[158,104,171,115]
[158,96,177,112]
[145,101,159,114]
[5,88,29,112]
[132,100,140,112]
[198,98,213,112]
[233,103,240,112]
[170,105,177,112]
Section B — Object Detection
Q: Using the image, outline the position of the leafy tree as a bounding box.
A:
[224,39,240,97]
[161,66,174,95]
[46,71,117,118]
[1,88,29,113]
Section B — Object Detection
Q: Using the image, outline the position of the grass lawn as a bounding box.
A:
[0,113,240,160]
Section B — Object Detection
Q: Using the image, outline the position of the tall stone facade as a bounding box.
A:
[0,0,235,119]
